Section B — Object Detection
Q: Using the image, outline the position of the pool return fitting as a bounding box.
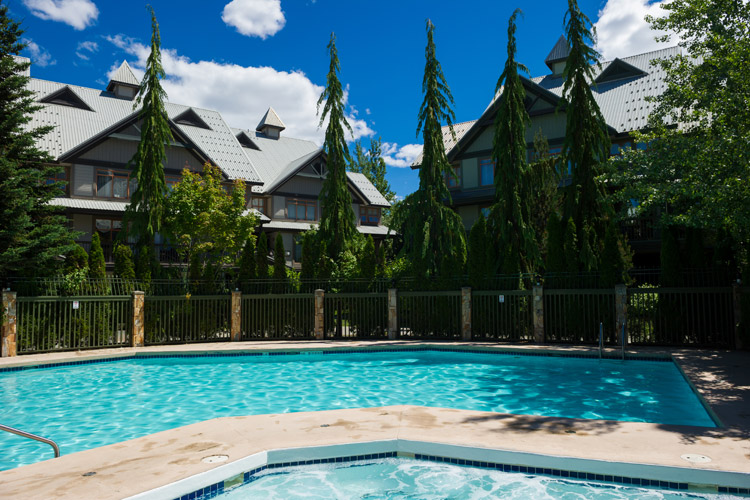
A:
[0,423,60,458]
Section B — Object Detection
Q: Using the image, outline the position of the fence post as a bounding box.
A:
[733,283,743,349]
[314,289,324,340]
[132,291,145,348]
[461,287,472,341]
[231,290,242,341]
[615,284,628,346]
[388,288,398,340]
[532,285,544,343]
[1,291,17,357]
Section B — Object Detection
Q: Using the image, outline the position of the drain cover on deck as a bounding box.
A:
[202,455,229,464]
[681,454,712,463]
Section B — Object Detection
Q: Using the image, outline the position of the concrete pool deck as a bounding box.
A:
[1,342,749,499]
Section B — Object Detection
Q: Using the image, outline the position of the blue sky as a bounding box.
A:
[9,0,675,198]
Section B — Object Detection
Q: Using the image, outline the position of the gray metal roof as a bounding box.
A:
[411,119,476,167]
[242,208,271,223]
[545,36,569,65]
[107,61,139,88]
[260,219,391,235]
[256,106,286,131]
[49,197,129,212]
[357,224,390,236]
[346,172,391,207]
[263,148,323,193]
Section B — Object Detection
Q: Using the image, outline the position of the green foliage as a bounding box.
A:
[375,243,385,277]
[300,230,318,280]
[136,245,152,288]
[273,233,287,291]
[162,164,256,283]
[349,137,396,221]
[391,20,467,279]
[255,232,269,280]
[317,33,358,261]
[684,228,704,269]
[113,243,136,280]
[600,221,627,287]
[606,0,750,269]
[88,233,106,279]
[529,130,562,260]
[467,216,494,289]
[0,3,77,279]
[488,9,539,277]
[359,235,377,281]
[545,212,565,274]
[563,217,578,275]
[237,237,256,285]
[124,7,172,253]
[64,245,89,275]
[560,0,611,269]
[660,225,681,286]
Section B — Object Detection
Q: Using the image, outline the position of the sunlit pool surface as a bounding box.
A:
[0,350,714,469]
[219,458,741,499]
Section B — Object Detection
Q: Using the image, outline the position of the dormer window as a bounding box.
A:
[40,86,93,111]
[173,108,211,130]
[106,61,140,101]
[236,131,260,150]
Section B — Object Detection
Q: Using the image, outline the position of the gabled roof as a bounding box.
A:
[545,35,569,68]
[256,107,286,132]
[594,57,648,84]
[40,85,93,112]
[347,172,391,207]
[411,120,475,168]
[263,148,324,194]
[236,131,260,150]
[106,61,140,90]
[173,108,212,130]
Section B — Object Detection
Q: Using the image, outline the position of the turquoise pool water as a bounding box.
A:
[222,458,740,499]
[0,350,715,470]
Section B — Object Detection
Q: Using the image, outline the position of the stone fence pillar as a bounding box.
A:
[132,291,145,348]
[387,288,398,340]
[615,284,628,346]
[231,291,242,341]
[461,287,472,341]
[1,291,17,357]
[532,285,544,343]
[314,289,325,340]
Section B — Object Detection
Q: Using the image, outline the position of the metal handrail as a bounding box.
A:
[0,423,60,458]
[598,322,603,359]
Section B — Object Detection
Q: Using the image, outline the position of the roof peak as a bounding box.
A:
[256,106,286,132]
[107,60,140,91]
[545,35,569,69]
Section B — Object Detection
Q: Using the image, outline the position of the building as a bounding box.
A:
[24,60,391,268]
[414,38,680,267]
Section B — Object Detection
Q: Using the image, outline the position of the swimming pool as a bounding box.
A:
[217,457,741,499]
[0,349,715,470]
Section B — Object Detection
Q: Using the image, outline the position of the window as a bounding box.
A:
[479,158,495,186]
[95,218,122,245]
[165,175,182,191]
[480,205,492,218]
[251,197,268,215]
[286,198,316,221]
[46,168,68,195]
[293,235,303,263]
[359,206,381,226]
[446,163,461,189]
[96,169,134,199]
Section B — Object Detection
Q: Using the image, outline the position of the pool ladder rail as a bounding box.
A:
[0,423,60,458]
[598,321,627,360]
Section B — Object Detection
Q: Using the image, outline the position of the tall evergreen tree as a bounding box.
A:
[0,2,76,280]
[124,7,172,261]
[391,19,466,279]
[359,235,377,281]
[467,216,494,289]
[272,233,287,291]
[349,137,396,204]
[237,237,256,284]
[255,232,269,280]
[317,33,358,261]
[489,9,539,279]
[113,243,136,280]
[560,0,611,268]
[88,233,106,279]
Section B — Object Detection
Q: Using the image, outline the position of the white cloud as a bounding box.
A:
[381,142,423,168]
[23,38,56,67]
[221,0,286,39]
[594,0,677,60]
[105,36,373,145]
[75,40,98,60]
[22,0,98,30]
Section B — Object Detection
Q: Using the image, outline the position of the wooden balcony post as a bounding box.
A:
[1,291,17,357]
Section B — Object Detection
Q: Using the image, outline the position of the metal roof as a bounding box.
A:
[49,197,129,212]
[411,120,476,167]
[256,107,286,131]
[242,208,271,223]
[263,149,323,194]
[107,61,139,89]
[545,36,569,66]
[260,219,391,236]
[346,172,391,207]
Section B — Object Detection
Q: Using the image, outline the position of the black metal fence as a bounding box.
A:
[397,291,462,340]
[241,294,314,340]
[472,290,533,341]
[144,295,231,344]
[324,293,388,339]
[544,289,617,344]
[16,295,131,353]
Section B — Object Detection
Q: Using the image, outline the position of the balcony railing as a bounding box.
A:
[75,241,184,264]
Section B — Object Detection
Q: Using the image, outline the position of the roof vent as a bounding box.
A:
[256,107,285,139]
[236,131,261,150]
[106,60,140,100]
[594,58,648,85]
[545,35,569,76]
[173,108,212,130]
[40,86,93,111]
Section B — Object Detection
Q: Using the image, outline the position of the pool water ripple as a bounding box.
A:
[0,350,714,470]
